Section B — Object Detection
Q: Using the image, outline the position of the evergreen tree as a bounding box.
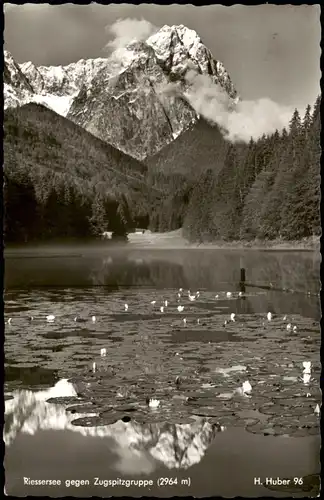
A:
[289,109,302,135]
[312,95,321,121]
[89,195,108,237]
[302,104,312,138]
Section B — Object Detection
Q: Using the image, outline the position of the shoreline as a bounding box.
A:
[188,239,320,252]
[128,230,320,252]
[4,232,320,253]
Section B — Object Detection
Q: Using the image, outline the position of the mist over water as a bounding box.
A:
[4,244,320,299]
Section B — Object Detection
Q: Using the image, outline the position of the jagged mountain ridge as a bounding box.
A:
[4,24,238,160]
[4,50,35,108]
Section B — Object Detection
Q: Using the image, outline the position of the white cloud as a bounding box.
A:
[104,18,158,53]
[183,69,294,142]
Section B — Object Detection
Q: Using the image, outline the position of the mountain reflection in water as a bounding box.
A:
[5,379,220,472]
[4,378,321,497]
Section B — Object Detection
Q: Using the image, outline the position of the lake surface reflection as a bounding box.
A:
[4,246,321,497]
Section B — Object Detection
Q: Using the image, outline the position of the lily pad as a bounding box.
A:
[66,404,98,414]
[291,426,320,437]
[271,413,320,430]
[232,417,260,428]
[261,388,306,400]
[246,412,320,437]
[133,413,172,424]
[46,396,82,405]
[186,397,223,407]
[259,402,315,417]
[210,414,241,426]
[113,404,138,413]
[214,392,234,401]
[161,414,198,425]
[188,406,234,418]
[71,414,121,427]
[277,396,319,406]
[245,420,282,436]
[274,412,318,425]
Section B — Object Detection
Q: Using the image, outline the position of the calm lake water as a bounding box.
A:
[4,245,321,497]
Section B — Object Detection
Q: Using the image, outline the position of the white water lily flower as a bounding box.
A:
[147,398,160,408]
[302,361,311,373]
[242,380,252,394]
[302,373,311,385]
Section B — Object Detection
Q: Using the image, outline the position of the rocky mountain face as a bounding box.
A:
[4,50,35,108]
[4,24,238,160]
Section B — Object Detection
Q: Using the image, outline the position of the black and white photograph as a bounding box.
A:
[3,2,321,497]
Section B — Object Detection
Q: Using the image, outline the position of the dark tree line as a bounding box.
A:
[3,104,152,243]
[148,96,321,242]
[3,97,320,245]
[3,170,134,242]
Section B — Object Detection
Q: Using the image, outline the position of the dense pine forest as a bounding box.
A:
[3,97,320,245]
[3,104,153,243]
[147,96,321,243]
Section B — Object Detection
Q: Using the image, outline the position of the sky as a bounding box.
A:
[4,3,320,111]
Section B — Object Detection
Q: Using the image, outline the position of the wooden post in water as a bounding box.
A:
[239,257,246,294]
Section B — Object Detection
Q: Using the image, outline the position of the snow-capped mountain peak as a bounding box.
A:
[19,56,110,96]
[4,24,238,158]
[147,24,202,61]
[4,50,34,91]
[146,24,237,102]
[3,50,36,108]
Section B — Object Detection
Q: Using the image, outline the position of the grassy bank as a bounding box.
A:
[128,229,320,251]
[195,236,321,251]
